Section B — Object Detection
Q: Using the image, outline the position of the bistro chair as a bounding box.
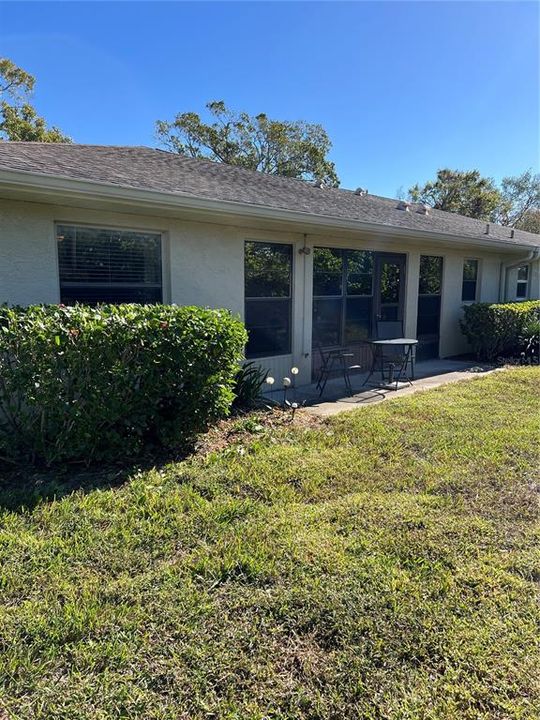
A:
[315,344,362,397]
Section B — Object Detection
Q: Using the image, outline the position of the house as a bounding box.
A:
[1,142,539,382]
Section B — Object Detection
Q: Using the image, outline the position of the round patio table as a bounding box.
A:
[363,338,418,390]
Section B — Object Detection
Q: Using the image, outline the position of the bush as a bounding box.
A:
[460,300,540,361]
[0,304,247,465]
[518,316,540,363]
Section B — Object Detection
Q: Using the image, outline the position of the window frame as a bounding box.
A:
[516,265,529,300]
[312,246,374,348]
[418,255,444,298]
[244,239,293,359]
[55,221,165,305]
[416,255,444,355]
[461,258,479,303]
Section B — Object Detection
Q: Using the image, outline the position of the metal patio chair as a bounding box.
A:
[315,344,362,397]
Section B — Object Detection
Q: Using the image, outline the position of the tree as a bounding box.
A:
[156,100,339,186]
[498,170,540,230]
[0,57,71,142]
[0,102,71,143]
[0,58,34,99]
[515,209,540,234]
[409,169,503,221]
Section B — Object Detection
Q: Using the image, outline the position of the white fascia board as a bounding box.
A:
[0,167,538,253]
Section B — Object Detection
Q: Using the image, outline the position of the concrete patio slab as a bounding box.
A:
[266,359,500,418]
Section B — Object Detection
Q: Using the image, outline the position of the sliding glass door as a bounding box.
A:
[312,248,374,348]
[312,248,407,375]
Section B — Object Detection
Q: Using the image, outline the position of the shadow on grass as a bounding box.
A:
[0,448,188,514]
[0,406,288,513]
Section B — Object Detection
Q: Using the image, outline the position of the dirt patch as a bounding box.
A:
[193,407,325,458]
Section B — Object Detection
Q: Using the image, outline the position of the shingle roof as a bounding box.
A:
[0,142,538,248]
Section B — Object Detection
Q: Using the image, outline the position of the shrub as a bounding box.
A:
[518,316,540,363]
[232,361,268,410]
[0,304,247,465]
[460,300,540,361]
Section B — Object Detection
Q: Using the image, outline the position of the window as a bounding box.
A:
[57,224,162,304]
[516,265,529,299]
[461,259,478,301]
[419,255,443,296]
[417,255,443,361]
[312,247,373,347]
[244,241,292,358]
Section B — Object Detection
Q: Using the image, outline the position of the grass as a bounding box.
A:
[0,367,539,719]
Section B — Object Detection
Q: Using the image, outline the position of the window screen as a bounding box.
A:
[57,224,162,304]
[244,241,292,357]
[312,248,373,347]
[516,265,529,299]
[461,259,478,302]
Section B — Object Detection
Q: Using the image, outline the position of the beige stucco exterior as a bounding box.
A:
[1,196,538,384]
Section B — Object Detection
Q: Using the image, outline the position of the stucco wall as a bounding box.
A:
[506,261,540,302]
[0,199,248,315]
[0,198,60,305]
[0,196,534,385]
[530,260,540,300]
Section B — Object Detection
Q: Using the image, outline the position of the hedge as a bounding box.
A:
[460,300,540,361]
[0,304,247,465]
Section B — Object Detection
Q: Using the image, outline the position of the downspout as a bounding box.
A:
[499,247,540,302]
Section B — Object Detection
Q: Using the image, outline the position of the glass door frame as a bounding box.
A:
[311,248,408,379]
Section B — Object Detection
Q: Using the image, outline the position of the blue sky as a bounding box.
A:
[0,1,538,196]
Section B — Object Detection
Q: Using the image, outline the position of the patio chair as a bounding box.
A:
[315,344,362,397]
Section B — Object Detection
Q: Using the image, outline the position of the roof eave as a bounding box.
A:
[0,167,538,252]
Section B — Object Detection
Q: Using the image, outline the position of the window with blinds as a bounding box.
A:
[56,224,162,304]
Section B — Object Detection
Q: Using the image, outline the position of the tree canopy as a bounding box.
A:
[514,210,540,235]
[409,168,540,233]
[409,169,502,221]
[156,100,339,186]
[498,170,540,232]
[0,58,34,99]
[0,57,71,143]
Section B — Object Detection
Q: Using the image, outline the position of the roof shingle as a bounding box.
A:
[0,142,538,248]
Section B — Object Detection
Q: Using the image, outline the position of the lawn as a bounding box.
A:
[0,367,539,719]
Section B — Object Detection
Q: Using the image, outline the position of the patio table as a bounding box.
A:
[363,338,418,390]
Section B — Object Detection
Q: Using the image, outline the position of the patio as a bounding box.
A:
[265,358,498,417]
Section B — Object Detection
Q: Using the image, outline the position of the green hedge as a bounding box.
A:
[460,300,540,361]
[0,304,247,465]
